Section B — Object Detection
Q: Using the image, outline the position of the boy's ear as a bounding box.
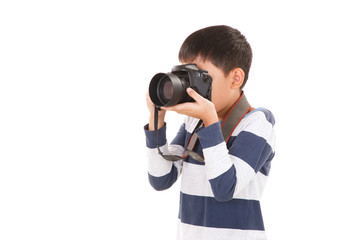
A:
[230,68,245,89]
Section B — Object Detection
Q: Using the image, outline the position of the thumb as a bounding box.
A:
[187,88,203,102]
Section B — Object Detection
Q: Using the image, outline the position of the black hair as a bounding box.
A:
[179,25,252,89]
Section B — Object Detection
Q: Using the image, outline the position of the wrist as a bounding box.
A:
[203,111,218,127]
[148,114,165,131]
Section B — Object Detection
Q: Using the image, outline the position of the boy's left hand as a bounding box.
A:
[162,88,218,127]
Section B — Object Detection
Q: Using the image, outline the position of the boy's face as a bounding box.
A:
[183,58,242,120]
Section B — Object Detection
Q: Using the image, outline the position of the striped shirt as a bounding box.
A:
[144,108,275,240]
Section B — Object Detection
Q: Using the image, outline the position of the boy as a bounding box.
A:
[144,25,275,240]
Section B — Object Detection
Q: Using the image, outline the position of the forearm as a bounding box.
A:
[148,112,165,131]
[147,145,179,191]
[144,123,184,191]
[196,122,255,201]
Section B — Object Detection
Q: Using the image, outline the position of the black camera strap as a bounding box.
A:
[154,92,251,162]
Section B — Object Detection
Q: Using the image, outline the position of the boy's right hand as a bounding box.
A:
[146,92,166,131]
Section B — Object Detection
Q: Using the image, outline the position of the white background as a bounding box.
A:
[1,0,359,239]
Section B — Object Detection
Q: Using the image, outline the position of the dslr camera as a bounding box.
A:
[149,64,213,107]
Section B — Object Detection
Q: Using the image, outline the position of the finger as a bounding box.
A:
[162,102,193,114]
[186,88,203,102]
[146,95,154,106]
[146,92,155,103]
[161,106,173,111]
[161,105,179,112]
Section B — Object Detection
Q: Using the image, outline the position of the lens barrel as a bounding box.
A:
[149,73,189,107]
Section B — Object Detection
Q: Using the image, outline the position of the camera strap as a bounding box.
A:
[154,91,251,162]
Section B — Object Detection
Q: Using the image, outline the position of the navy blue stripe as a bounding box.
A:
[148,165,178,191]
[170,123,187,146]
[223,135,274,175]
[226,135,236,149]
[229,131,273,172]
[259,151,275,176]
[196,122,223,149]
[179,192,265,231]
[209,165,236,202]
[144,123,167,149]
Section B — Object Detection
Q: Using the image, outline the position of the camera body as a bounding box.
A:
[149,63,212,107]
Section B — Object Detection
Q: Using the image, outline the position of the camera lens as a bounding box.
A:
[160,78,173,101]
[149,72,189,107]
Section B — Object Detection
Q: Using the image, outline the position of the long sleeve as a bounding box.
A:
[196,109,275,202]
[144,123,186,191]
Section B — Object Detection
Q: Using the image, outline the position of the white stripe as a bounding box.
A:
[203,142,233,180]
[180,162,213,198]
[147,143,184,177]
[240,172,268,200]
[180,160,268,201]
[177,220,267,240]
[168,144,185,156]
[230,154,268,199]
[232,111,275,150]
[230,154,257,197]
[168,144,184,177]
